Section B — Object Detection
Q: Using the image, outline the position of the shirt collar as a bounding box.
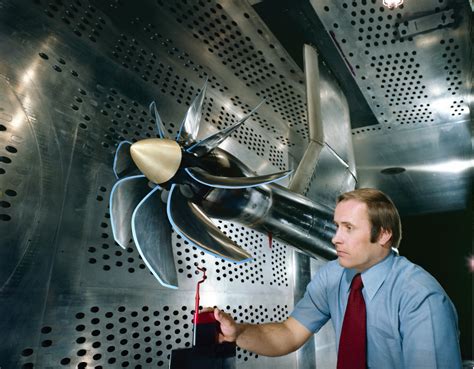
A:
[343,251,395,301]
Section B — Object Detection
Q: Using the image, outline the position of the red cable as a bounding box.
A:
[194,267,207,326]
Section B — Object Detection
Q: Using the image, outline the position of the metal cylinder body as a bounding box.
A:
[193,182,336,260]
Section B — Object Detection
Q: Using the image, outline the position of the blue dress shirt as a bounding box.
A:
[291,251,462,369]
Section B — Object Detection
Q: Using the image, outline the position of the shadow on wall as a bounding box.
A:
[400,208,473,361]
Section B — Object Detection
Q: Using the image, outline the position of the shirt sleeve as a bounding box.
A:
[290,265,331,333]
[399,291,462,369]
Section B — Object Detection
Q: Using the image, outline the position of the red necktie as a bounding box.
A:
[337,273,367,369]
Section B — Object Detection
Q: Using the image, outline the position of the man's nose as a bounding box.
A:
[332,229,341,245]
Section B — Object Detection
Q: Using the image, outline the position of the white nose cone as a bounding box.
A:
[130,138,182,184]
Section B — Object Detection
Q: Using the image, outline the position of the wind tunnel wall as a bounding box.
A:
[0,0,351,367]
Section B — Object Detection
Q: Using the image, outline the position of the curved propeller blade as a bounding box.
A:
[185,167,293,189]
[110,175,152,249]
[167,184,253,262]
[176,79,208,145]
[131,186,178,289]
[113,141,141,179]
[186,100,266,157]
[149,101,167,139]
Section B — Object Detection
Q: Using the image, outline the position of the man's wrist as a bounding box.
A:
[235,322,248,344]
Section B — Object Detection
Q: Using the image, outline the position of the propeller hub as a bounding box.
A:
[130,138,182,184]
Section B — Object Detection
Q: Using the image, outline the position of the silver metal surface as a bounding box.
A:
[178,80,208,146]
[354,119,472,214]
[188,100,265,157]
[292,252,317,369]
[0,0,308,367]
[199,183,337,261]
[398,9,456,38]
[290,140,324,195]
[186,167,292,188]
[110,175,150,249]
[311,259,337,369]
[113,140,140,178]
[290,44,357,207]
[168,183,253,262]
[149,101,167,139]
[310,0,472,214]
[0,0,471,367]
[259,185,337,260]
[290,45,325,195]
[131,185,178,289]
[122,122,338,265]
[110,100,308,278]
[304,45,324,144]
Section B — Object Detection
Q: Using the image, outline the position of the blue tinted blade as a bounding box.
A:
[132,186,178,289]
[176,79,207,144]
[110,175,151,249]
[149,101,167,139]
[113,141,141,179]
[185,167,292,189]
[167,184,253,263]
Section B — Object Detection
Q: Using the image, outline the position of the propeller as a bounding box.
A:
[109,81,291,289]
[186,99,265,157]
[185,167,292,189]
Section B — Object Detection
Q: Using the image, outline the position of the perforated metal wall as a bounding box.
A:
[0,0,353,368]
[18,300,291,368]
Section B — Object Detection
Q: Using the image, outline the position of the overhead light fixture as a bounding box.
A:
[383,0,404,9]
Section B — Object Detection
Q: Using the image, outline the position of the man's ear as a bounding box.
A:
[377,228,393,248]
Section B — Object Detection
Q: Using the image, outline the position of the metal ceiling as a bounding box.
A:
[316,0,472,215]
[254,0,473,215]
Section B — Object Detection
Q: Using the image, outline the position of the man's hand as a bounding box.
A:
[204,307,312,356]
[213,308,240,343]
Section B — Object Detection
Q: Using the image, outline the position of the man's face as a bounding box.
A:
[332,199,389,272]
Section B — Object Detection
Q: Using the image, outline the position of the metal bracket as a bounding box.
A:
[397,9,455,38]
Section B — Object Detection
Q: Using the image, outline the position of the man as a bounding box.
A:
[213,188,462,368]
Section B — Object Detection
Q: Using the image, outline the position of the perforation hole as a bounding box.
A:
[20,302,288,366]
